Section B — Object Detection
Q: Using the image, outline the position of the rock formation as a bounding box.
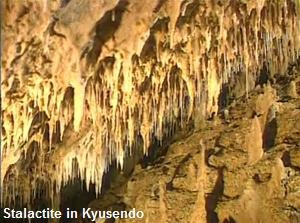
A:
[1,0,300,222]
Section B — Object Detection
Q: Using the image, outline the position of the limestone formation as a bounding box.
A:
[246,116,264,165]
[1,0,300,219]
[287,80,299,98]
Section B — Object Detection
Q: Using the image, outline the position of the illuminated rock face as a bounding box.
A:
[1,0,300,205]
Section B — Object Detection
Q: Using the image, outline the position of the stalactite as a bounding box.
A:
[1,0,300,206]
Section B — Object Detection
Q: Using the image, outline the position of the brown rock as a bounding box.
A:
[290,149,300,168]
[246,116,264,165]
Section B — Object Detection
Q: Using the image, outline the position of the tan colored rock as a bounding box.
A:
[270,158,286,190]
[287,81,298,98]
[190,142,206,223]
[254,85,277,132]
[92,81,300,223]
[246,116,264,165]
[1,1,300,220]
[236,182,263,223]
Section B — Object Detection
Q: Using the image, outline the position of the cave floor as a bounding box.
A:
[66,70,300,223]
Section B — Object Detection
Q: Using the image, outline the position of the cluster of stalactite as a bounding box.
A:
[1,0,300,206]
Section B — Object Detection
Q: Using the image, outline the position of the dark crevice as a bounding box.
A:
[84,0,129,67]
[59,179,96,223]
[165,154,192,191]
[218,84,231,110]
[223,216,237,223]
[46,17,67,39]
[29,111,49,138]
[60,0,71,8]
[205,167,224,223]
[256,62,270,87]
[140,17,169,62]
[177,2,200,27]
[281,151,292,167]
[263,118,277,150]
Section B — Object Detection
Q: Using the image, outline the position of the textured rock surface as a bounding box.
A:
[82,68,300,223]
[1,0,300,222]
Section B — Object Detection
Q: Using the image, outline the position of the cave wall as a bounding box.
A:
[1,0,300,206]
